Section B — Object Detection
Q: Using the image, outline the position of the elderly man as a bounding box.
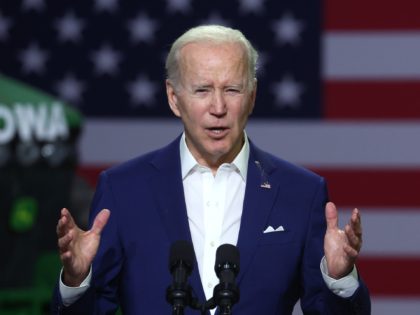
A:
[53,25,370,314]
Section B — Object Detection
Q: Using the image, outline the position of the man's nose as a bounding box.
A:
[209,90,227,116]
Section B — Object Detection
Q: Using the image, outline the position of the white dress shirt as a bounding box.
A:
[180,133,248,300]
[60,132,359,310]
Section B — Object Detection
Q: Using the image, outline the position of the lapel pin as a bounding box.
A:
[260,182,271,189]
[255,160,271,189]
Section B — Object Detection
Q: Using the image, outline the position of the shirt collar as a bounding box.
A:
[180,131,250,181]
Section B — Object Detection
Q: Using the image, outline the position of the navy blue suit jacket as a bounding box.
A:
[52,136,370,314]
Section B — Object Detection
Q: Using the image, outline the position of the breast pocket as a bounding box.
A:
[259,230,295,246]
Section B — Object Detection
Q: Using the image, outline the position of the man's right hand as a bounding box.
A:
[56,208,110,287]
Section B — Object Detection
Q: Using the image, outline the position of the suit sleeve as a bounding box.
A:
[51,171,123,315]
[300,177,371,315]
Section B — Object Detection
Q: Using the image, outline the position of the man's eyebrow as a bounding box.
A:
[191,84,212,89]
[226,84,244,89]
[189,83,245,89]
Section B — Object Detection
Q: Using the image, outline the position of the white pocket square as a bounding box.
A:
[263,225,285,233]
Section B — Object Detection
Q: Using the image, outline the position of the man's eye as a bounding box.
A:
[226,88,240,93]
[195,89,208,93]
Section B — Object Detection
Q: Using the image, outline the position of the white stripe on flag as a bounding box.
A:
[79,120,420,167]
[339,208,420,256]
[292,298,420,315]
[324,32,420,79]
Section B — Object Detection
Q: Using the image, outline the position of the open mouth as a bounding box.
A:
[208,127,227,133]
[206,127,229,137]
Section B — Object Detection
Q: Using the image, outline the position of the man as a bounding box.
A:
[53,25,370,314]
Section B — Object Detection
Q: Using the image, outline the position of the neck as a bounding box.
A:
[186,136,245,175]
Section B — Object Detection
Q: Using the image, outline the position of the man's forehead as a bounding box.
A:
[180,41,245,59]
[177,41,249,86]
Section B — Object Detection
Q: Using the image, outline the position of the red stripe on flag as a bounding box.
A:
[324,0,420,30]
[358,257,420,296]
[79,166,420,208]
[324,81,420,119]
[312,169,420,207]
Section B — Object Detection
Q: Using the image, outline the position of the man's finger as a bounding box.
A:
[350,208,362,236]
[91,209,111,235]
[62,208,76,229]
[58,231,73,251]
[325,202,339,230]
[57,213,70,237]
[345,224,362,252]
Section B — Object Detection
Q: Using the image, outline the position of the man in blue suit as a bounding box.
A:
[53,25,370,314]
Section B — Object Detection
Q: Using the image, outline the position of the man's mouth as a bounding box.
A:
[206,127,229,137]
[208,127,226,133]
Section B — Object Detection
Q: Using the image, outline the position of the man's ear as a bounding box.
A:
[248,78,257,115]
[166,79,181,117]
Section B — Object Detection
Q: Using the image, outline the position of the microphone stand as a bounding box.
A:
[166,242,240,315]
[166,282,193,315]
[212,281,239,315]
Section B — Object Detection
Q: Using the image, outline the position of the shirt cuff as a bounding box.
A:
[320,256,359,298]
[59,266,92,306]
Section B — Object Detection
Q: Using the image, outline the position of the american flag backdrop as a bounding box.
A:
[1,0,420,314]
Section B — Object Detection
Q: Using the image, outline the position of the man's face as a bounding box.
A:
[166,41,256,169]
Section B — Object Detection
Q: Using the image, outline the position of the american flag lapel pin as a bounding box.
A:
[260,181,271,189]
[254,160,271,189]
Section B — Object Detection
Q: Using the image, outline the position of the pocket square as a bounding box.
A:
[263,225,285,234]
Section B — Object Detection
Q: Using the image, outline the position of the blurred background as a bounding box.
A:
[0,0,419,314]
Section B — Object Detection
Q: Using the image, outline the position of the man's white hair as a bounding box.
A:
[165,25,258,90]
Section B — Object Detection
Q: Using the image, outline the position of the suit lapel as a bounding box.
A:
[236,144,280,284]
[148,138,281,303]
[149,137,207,304]
[150,138,191,242]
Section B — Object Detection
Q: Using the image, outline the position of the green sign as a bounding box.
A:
[0,74,83,144]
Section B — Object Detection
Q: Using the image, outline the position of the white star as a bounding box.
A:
[166,0,192,14]
[127,13,158,43]
[56,74,85,105]
[238,0,266,14]
[55,12,84,43]
[201,12,230,26]
[19,43,48,74]
[22,0,45,12]
[272,12,304,45]
[0,12,12,41]
[94,0,119,13]
[127,75,159,107]
[271,75,303,108]
[91,44,122,76]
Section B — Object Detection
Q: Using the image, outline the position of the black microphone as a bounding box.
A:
[213,244,240,315]
[166,240,195,315]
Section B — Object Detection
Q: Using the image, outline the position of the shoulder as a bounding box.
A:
[100,136,180,184]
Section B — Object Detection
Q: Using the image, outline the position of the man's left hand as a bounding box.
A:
[324,202,363,279]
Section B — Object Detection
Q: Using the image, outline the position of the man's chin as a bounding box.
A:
[207,146,236,163]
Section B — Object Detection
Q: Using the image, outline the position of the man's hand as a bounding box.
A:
[324,202,362,279]
[56,208,110,287]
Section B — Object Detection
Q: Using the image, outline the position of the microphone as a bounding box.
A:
[166,240,195,315]
[212,244,240,315]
